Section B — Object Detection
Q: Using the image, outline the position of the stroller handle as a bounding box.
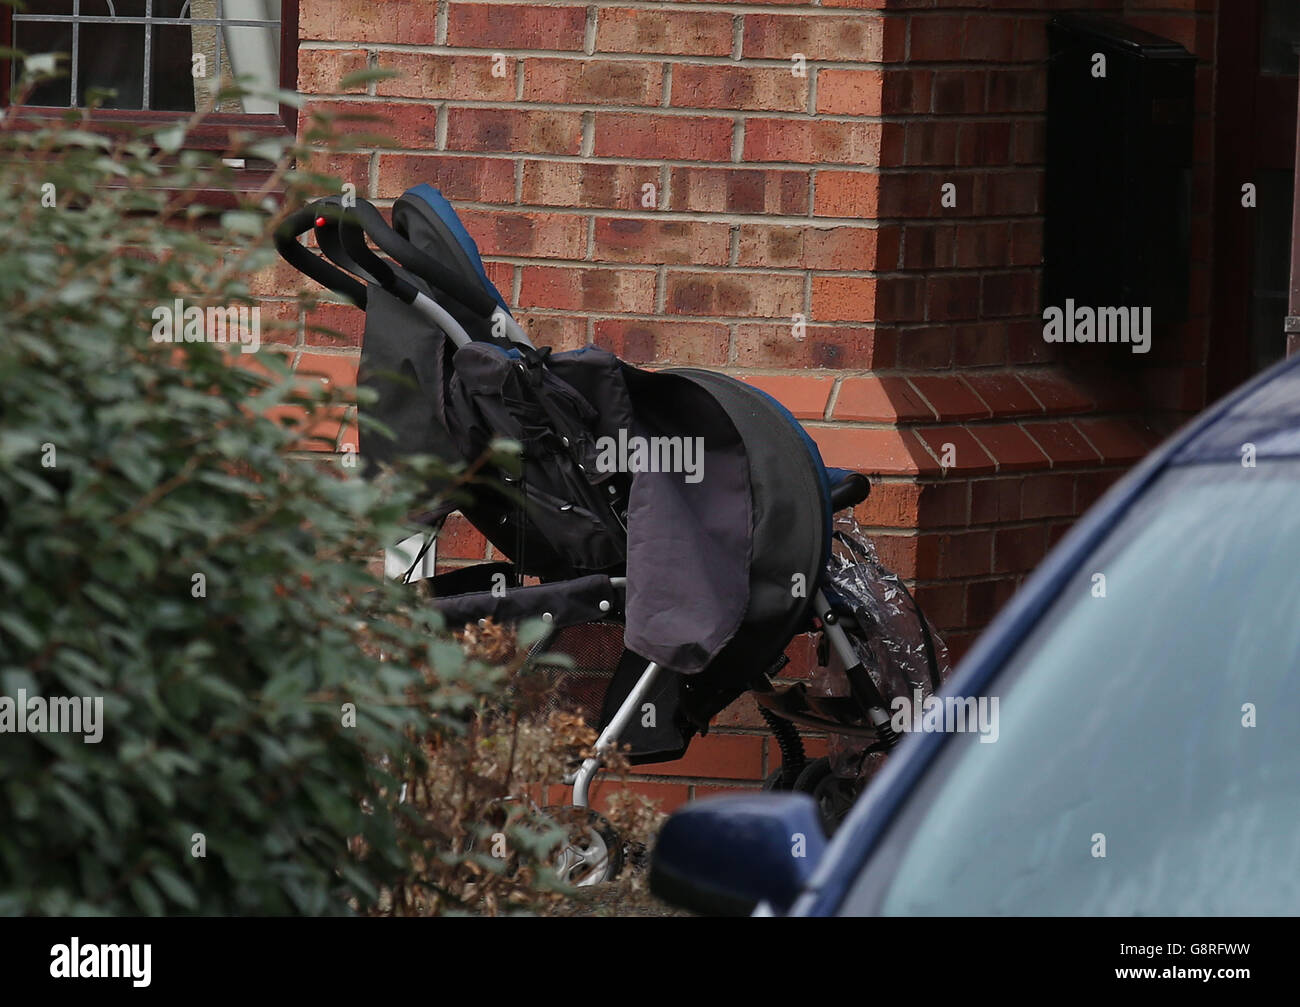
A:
[274,204,368,308]
[276,201,475,347]
[340,197,500,320]
[830,471,871,512]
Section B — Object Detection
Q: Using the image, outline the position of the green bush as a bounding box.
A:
[0,67,543,915]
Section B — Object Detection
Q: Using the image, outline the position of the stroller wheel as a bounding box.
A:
[543,806,624,886]
[792,757,862,835]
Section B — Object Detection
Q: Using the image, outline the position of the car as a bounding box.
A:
[649,351,1300,917]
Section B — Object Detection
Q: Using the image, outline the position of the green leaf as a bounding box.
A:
[149,865,199,911]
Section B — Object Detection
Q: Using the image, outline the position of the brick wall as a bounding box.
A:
[275,0,1221,806]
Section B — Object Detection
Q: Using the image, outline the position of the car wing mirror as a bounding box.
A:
[649,793,827,916]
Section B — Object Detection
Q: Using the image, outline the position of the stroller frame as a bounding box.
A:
[276,189,922,844]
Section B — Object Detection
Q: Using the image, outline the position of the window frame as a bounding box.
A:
[0,1,300,149]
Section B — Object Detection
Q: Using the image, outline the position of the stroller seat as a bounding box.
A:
[276,187,947,842]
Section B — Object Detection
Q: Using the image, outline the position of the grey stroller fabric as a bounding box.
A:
[618,370,753,674]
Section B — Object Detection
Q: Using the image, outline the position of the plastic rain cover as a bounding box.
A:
[815,510,952,777]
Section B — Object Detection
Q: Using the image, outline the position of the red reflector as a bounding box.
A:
[315,216,327,228]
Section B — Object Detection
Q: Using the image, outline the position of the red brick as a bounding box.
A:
[993,525,1049,575]
[516,313,588,352]
[296,352,358,391]
[958,121,1015,167]
[816,69,883,115]
[297,150,370,188]
[931,68,987,114]
[297,49,369,95]
[596,8,734,56]
[914,426,995,475]
[304,100,439,147]
[446,108,583,155]
[962,372,1040,417]
[671,64,808,112]
[874,533,920,579]
[733,324,881,370]
[666,271,803,319]
[969,477,1020,526]
[971,423,1049,473]
[803,226,879,271]
[955,222,1012,270]
[374,53,513,101]
[909,375,991,421]
[522,161,656,211]
[440,513,490,560]
[890,324,954,367]
[741,375,834,420]
[1074,470,1122,511]
[987,68,1046,114]
[905,120,961,165]
[980,271,1038,318]
[812,276,876,322]
[954,323,1011,368]
[593,319,729,366]
[1074,419,1154,465]
[671,166,809,215]
[446,3,587,50]
[914,583,967,629]
[966,578,1017,626]
[929,530,995,579]
[814,171,879,218]
[519,266,657,313]
[833,375,934,422]
[809,426,932,475]
[593,112,733,160]
[743,14,884,62]
[524,58,664,105]
[1021,473,1075,520]
[304,303,362,349]
[1024,422,1102,467]
[457,209,587,258]
[745,119,882,165]
[713,692,769,731]
[917,479,970,526]
[301,2,439,44]
[376,154,516,202]
[883,68,932,114]
[912,14,1016,62]
[735,225,805,268]
[739,224,880,271]
[927,274,982,321]
[646,734,766,780]
[856,480,921,528]
[593,217,731,265]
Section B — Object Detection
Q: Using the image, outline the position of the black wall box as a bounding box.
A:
[1044,14,1196,324]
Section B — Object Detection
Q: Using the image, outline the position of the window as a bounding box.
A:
[2,1,298,138]
[838,461,1300,916]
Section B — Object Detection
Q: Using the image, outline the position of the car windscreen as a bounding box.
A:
[838,461,1300,915]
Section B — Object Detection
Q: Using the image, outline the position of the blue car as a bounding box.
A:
[650,352,1300,917]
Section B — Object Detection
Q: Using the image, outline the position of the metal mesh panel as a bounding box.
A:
[527,622,624,727]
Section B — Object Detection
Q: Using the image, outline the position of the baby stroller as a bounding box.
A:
[275,186,947,880]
